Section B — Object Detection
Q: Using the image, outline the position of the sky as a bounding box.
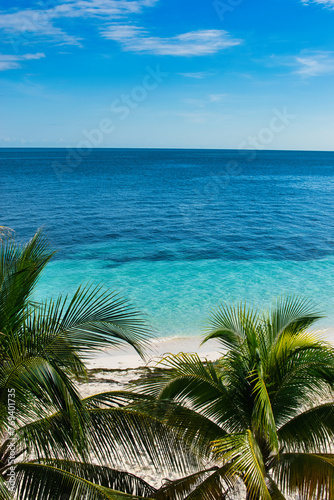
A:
[0,0,334,150]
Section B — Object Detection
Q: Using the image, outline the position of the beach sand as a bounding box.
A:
[79,336,222,398]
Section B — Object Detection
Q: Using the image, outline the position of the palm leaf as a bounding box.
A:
[125,398,227,461]
[273,452,334,499]
[278,402,334,453]
[0,230,55,335]
[154,465,234,500]
[14,462,154,500]
[269,296,323,341]
[0,475,12,500]
[149,353,248,432]
[251,372,279,452]
[213,430,271,500]
[266,477,287,499]
[27,284,152,359]
[203,302,259,352]
[19,403,197,473]
[184,464,235,500]
[28,459,157,497]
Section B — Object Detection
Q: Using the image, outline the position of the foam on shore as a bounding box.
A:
[85,335,223,371]
[85,329,334,371]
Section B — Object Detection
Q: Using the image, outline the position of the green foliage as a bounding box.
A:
[132,297,334,499]
[0,231,160,499]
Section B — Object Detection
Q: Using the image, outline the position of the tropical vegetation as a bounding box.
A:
[130,298,334,499]
[0,231,190,499]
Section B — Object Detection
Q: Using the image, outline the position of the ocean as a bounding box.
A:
[1,148,334,340]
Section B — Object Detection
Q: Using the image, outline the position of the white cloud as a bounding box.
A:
[0,52,45,71]
[0,1,241,56]
[0,9,82,46]
[52,0,159,18]
[269,51,334,78]
[0,1,158,46]
[178,72,211,79]
[295,52,334,77]
[101,26,242,56]
[301,0,334,8]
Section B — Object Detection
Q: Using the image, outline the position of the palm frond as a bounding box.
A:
[278,402,334,453]
[154,465,234,500]
[30,459,157,497]
[87,407,198,473]
[0,354,89,433]
[19,404,198,473]
[251,372,279,452]
[272,452,334,499]
[125,398,227,461]
[0,475,12,500]
[213,430,271,500]
[14,462,154,500]
[28,284,152,359]
[153,468,218,500]
[269,296,323,341]
[147,353,248,432]
[0,230,55,335]
[82,391,150,409]
[266,477,287,499]
[270,341,334,425]
[203,302,259,352]
[184,465,234,500]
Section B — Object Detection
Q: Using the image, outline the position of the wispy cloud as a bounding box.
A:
[183,97,206,107]
[0,52,45,71]
[301,0,334,8]
[0,9,82,46]
[0,1,158,46]
[178,72,212,79]
[101,26,242,56]
[183,94,228,108]
[295,52,334,77]
[268,51,334,78]
[0,1,241,56]
[51,0,159,18]
[209,93,227,102]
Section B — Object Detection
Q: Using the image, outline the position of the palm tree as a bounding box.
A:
[132,298,334,499]
[0,231,193,499]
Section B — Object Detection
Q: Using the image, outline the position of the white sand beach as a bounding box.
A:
[79,336,222,398]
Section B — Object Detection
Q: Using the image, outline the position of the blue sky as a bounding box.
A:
[0,0,334,149]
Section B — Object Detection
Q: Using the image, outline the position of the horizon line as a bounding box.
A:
[0,146,334,153]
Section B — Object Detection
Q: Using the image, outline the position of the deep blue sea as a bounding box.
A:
[2,148,334,339]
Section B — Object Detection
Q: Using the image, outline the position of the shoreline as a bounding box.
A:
[80,336,223,398]
[85,329,334,372]
[78,330,334,399]
[85,335,223,371]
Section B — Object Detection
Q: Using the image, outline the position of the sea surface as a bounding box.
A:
[1,148,334,341]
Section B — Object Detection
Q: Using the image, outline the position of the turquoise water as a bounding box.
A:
[36,250,334,339]
[1,148,334,340]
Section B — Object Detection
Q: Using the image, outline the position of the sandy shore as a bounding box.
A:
[80,331,334,397]
[79,335,222,397]
[86,335,222,370]
[85,328,334,372]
